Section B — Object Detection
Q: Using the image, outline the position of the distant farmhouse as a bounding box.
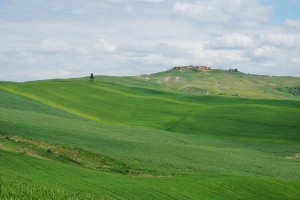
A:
[170,65,237,72]
[171,65,211,71]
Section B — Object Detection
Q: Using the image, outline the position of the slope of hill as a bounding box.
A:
[0,71,300,199]
[1,76,300,144]
[93,70,300,100]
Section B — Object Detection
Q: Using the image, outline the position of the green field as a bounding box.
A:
[0,70,300,199]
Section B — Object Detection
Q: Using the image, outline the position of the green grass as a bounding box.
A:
[2,77,300,145]
[1,150,300,200]
[0,71,300,199]
[0,176,98,200]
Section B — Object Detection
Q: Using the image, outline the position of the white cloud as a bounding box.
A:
[205,32,256,49]
[260,61,277,67]
[260,34,300,48]
[116,41,156,54]
[55,70,72,78]
[38,39,70,53]
[116,41,192,58]
[123,5,133,14]
[285,19,300,29]
[208,50,249,63]
[221,0,273,22]
[94,39,115,53]
[71,9,86,15]
[171,2,230,22]
[253,46,274,57]
[292,57,300,63]
[73,47,88,55]
[156,43,192,58]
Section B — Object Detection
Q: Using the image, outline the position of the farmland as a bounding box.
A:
[0,70,300,199]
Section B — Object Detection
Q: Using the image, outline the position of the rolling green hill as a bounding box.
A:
[0,70,300,199]
[2,74,300,144]
[86,70,300,100]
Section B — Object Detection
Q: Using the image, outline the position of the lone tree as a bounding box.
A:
[90,73,94,82]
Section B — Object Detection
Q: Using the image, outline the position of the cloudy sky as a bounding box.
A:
[0,0,300,82]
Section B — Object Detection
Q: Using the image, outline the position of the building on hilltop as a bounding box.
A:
[171,65,211,71]
[228,68,238,72]
[171,66,238,72]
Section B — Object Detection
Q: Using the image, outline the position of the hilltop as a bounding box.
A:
[141,69,300,99]
[76,69,300,100]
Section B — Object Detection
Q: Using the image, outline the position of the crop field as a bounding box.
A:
[0,70,300,199]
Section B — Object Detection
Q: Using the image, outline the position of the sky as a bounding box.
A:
[0,0,300,82]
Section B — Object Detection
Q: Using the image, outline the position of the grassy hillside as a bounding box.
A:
[92,70,300,100]
[149,70,300,99]
[2,150,299,199]
[2,76,300,144]
[0,71,300,199]
[1,89,300,199]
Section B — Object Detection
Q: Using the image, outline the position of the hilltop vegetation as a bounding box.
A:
[276,86,300,96]
[0,70,300,199]
[92,69,300,100]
